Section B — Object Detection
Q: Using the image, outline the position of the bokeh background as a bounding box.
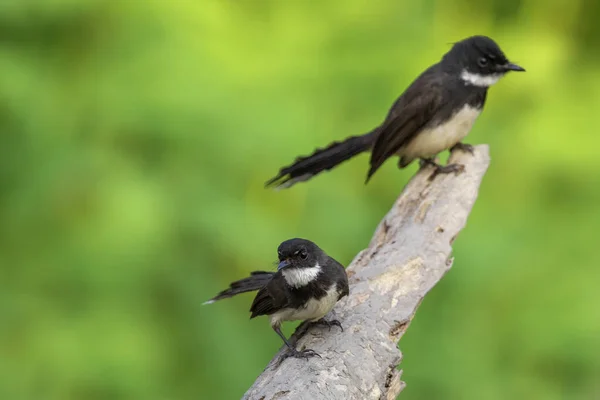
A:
[1,0,599,399]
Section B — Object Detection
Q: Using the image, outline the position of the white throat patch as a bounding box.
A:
[460,70,502,87]
[281,263,321,288]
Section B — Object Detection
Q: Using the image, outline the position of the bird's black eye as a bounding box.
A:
[299,250,308,259]
[478,57,488,67]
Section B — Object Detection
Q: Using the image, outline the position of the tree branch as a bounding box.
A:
[244,145,491,400]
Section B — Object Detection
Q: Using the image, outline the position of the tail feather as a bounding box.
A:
[203,271,274,305]
[265,129,377,189]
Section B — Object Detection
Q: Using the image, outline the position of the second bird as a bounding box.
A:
[204,238,349,360]
[266,35,525,189]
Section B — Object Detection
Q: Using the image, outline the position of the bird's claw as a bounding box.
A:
[328,320,343,332]
[297,348,321,359]
[428,163,465,181]
[419,157,437,170]
[451,142,475,155]
[310,319,344,332]
[281,347,321,362]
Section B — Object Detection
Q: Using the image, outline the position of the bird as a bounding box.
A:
[203,238,349,360]
[265,35,525,189]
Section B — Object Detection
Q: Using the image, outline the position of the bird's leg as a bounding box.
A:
[273,325,321,361]
[450,142,475,155]
[419,157,440,169]
[309,318,344,332]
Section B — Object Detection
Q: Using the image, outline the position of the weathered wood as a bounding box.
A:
[244,145,491,400]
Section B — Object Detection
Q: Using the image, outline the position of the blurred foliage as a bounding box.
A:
[1,0,600,399]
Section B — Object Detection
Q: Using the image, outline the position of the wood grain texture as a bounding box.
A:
[244,145,491,400]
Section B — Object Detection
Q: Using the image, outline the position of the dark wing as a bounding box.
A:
[322,256,350,300]
[366,66,446,181]
[249,274,289,318]
[332,259,350,299]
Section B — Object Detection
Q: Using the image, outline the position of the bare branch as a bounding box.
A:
[244,145,491,400]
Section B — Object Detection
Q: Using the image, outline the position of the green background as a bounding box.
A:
[1,1,599,399]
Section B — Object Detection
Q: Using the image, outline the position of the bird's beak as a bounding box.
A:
[277,259,290,271]
[505,62,525,72]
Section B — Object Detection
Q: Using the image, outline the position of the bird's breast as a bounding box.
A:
[401,105,481,159]
[269,283,339,326]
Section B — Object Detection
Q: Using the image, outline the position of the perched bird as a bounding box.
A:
[265,35,525,188]
[204,238,349,359]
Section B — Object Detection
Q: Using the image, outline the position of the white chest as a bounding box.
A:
[402,105,481,159]
[281,264,322,288]
[269,283,339,326]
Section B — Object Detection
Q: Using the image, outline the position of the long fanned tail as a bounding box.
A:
[265,130,377,189]
[203,271,274,305]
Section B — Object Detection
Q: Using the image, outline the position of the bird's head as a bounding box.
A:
[442,35,525,87]
[276,238,323,272]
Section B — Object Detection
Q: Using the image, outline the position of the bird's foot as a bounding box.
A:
[428,163,465,181]
[419,157,439,170]
[281,347,321,362]
[310,318,344,332]
[451,142,475,155]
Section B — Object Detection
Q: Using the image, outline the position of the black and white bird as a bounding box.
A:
[204,238,349,359]
[265,35,525,188]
